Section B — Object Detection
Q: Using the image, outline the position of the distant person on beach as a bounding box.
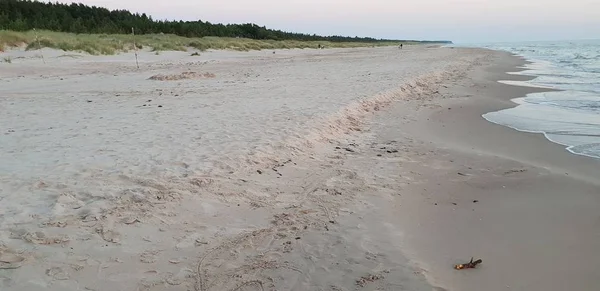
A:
[400,44,403,49]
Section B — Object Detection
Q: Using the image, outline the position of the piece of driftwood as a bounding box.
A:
[454,257,482,270]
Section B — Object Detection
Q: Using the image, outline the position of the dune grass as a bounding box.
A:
[0,30,411,55]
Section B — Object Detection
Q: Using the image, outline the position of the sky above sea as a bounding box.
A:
[62,0,599,43]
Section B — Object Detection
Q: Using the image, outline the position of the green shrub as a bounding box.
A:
[1,30,411,55]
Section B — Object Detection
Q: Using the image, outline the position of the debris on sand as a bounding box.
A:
[121,217,141,225]
[454,257,482,270]
[148,72,215,81]
[325,188,342,196]
[12,231,70,245]
[356,274,383,287]
[97,227,120,243]
[46,266,70,280]
[504,169,527,175]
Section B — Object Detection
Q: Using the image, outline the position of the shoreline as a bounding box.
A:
[372,49,600,290]
[482,49,600,161]
[482,104,600,160]
[401,51,600,183]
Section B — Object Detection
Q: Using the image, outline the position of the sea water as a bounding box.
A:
[477,40,600,159]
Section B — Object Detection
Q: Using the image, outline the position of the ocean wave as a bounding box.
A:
[483,109,600,160]
[574,54,595,60]
[567,143,600,159]
[546,130,600,138]
[537,80,599,86]
[481,39,600,160]
[533,72,577,78]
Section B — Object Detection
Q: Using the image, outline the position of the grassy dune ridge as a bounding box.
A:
[0,30,418,55]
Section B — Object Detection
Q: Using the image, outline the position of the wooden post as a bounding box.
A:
[132,27,139,69]
[33,28,45,64]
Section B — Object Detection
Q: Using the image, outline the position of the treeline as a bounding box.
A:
[0,0,447,43]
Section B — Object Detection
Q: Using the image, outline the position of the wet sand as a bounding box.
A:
[369,51,600,291]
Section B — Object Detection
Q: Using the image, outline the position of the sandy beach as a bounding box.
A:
[1,45,599,291]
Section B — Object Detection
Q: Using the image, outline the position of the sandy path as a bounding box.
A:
[0,46,489,290]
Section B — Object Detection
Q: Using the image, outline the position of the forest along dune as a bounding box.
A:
[0,46,490,290]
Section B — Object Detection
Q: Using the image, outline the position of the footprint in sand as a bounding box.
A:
[0,248,26,269]
[165,268,193,286]
[46,266,70,280]
[97,227,121,243]
[140,250,161,263]
[11,229,70,245]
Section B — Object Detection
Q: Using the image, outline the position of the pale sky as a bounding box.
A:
[66,0,600,43]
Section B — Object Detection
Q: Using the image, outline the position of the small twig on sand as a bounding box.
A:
[454,257,483,270]
[132,27,139,69]
[33,28,45,64]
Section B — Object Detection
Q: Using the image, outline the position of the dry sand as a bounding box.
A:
[1,46,599,291]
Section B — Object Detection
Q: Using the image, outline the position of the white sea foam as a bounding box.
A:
[497,80,554,89]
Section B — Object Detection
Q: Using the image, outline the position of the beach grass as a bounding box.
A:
[0,30,412,55]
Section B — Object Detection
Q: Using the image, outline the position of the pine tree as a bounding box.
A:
[0,0,417,43]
